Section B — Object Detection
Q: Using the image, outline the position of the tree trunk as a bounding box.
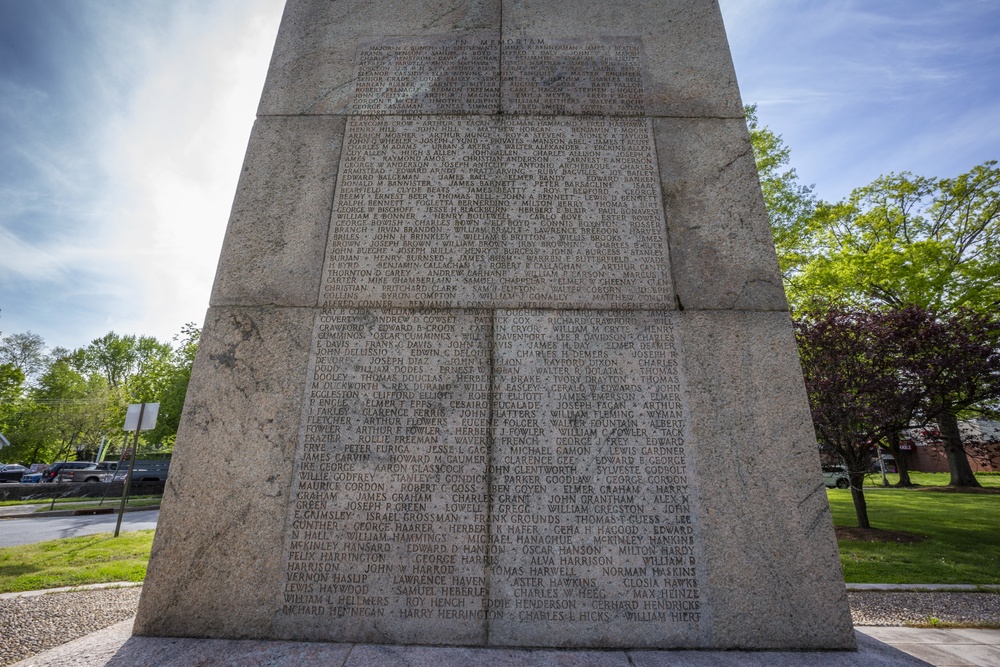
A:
[848,471,870,528]
[887,431,912,487]
[939,411,982,488]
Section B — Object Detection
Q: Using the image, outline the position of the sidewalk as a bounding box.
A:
[859,627,1000,666]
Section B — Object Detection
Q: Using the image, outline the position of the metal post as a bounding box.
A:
[114,403,144,538]
[878,446,889,487]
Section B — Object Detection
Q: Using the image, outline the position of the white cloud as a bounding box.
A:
[0,224,65,282]
[78,0,285,342]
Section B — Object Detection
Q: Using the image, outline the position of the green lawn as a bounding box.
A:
[30,497,161,513]
[0,531,154,593]
[862,471,1000,488]
[829,480,1000,584]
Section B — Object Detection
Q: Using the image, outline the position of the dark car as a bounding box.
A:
[0,464,28,483]
[41,461,93,483]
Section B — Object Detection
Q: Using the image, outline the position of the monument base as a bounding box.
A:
[16,620,930,667]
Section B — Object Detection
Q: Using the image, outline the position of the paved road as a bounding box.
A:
[0,510,159,547]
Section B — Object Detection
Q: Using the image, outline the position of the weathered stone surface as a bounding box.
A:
[655,118,787,311]
[676,310,855,649]
[489,310,706,648]
[259,1,500,115]
[134,306,314,639]
[211,116,345,308]
[502,0,743,118]
[321,115,672,310]
[272,309,491,645]
[502,37,648,116]
[350,35,500,115]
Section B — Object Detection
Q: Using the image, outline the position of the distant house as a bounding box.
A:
[896,419,1000,473]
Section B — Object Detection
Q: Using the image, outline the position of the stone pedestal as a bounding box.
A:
[135,0,855,650]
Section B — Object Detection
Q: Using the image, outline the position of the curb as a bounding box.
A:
[0,581,142,600]
[846,583,1000,592]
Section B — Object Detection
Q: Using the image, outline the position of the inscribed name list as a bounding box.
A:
[349,36,645,116]
[489,310,705,647]
[322,115,671,310]
[278,309,492,645]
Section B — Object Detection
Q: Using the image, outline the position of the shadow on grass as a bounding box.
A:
[0,563,41,577]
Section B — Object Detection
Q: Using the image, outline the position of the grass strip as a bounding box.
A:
[0,531,154,593]
[30,497,161,513]
[0,495,162,508]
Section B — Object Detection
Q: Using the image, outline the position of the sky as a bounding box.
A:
[1,0,998,353]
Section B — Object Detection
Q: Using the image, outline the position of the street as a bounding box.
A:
[0,510,159,547]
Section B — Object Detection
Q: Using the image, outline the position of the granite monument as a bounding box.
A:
[135,0,855,650]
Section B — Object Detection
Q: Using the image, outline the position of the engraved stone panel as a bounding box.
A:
[258,0,501,116]
[274,309,491,645]
[502,38,647,116]
[489,310,706,648]
[322,115,672,310]
[502,0,743,118]
[350,35,500,115]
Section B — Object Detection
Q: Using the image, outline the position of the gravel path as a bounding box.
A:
[848,590,1000,626]
[0,587,140,667]
[1,587,998,666]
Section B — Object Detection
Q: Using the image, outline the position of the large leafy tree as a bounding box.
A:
[13,355,114,464]
[746,105,817,287]
[749,108,1000,484]
[0,325,198,464]
[795,163,1000,312]
[0,363,25,458]
[125,324,200,451]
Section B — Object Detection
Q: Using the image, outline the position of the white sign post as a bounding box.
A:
[115,402,159,538]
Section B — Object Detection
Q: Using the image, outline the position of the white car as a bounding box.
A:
[822,466,850,489]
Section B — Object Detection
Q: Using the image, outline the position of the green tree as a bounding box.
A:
[797,164,1000,485]
[0,331,47,385]
[746,105,818,290]
[0,363,25,461]
[3,356,112,464]
[144,323,199,449]
[83,332,139,389]
[114,325,198,454]
[748,108,1000,486]
[795,163,1000,312]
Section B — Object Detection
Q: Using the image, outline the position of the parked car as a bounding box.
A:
[111,460,170,483]
[20,471,43,483]
[41,461,94,483]
[821,465,850,489]
[0,464,28,483]
[60,461,121,483]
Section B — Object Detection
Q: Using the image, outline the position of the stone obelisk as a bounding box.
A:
[135,0,855,650]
